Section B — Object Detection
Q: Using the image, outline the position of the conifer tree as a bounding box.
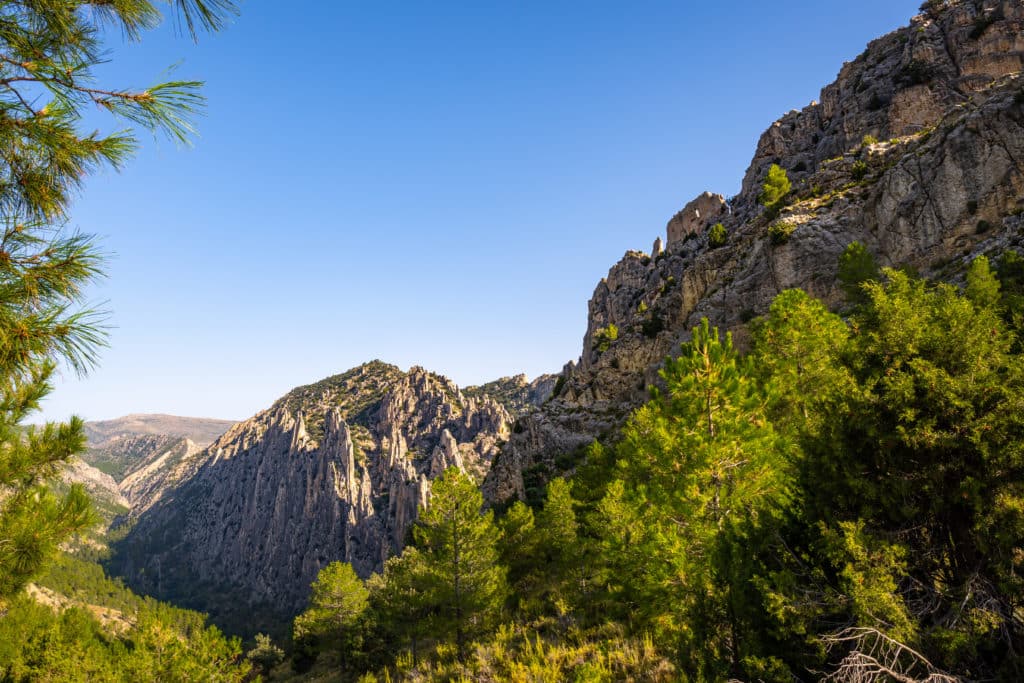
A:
[367,547,433,666]
[758,163,791,215]
[293,561,370,659]
[965,254,1000,308]
[750,288,852,431]
[802,269,1024,677]
[598,319,793,679]
[837,241,881,305]
[414,467,508,661]
[0,0,235,605]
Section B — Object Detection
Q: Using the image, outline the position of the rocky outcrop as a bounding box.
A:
[666,192,728,248]
[483,0,1024,506]
[61,458,129,513]
[109,361,510,634]
[464,373,558,417]
[117,437,203,514]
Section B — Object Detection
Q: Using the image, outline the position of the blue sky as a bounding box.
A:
[40,0,923,422]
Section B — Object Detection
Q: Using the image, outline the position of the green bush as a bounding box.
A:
[861,134,879,146]
[593,324,619,353]
[851,160,869,181]
[838,241,880,304]
[707,222,728,248]
[768,221,796,245]
[758,164,791,215]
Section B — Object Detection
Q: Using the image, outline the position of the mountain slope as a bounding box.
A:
[484,0,1024,504]
[84,414,235,448]
[109,361,510,635]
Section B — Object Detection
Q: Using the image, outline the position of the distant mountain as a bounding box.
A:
[109,361,511,636]
[79,415,234,488]
[84,414,235,450]
[56,416,234,541]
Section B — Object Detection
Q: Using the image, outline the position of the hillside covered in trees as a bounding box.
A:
[4,0,1024,681]
[279,251,1024,682]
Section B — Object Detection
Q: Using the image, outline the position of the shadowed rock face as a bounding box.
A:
[109,361,510,633]
[483,0,1024,506]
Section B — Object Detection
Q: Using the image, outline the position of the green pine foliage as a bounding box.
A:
[0,554,250,681]
[708,221,728,248]
[759,163,792,217]
[293,561,370,660]
[837,240,881,304]
[966,254,1001,309]
[413,468,509,661]
[300,253,1024,682]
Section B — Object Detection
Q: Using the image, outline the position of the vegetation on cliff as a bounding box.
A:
[285,253,1024,682]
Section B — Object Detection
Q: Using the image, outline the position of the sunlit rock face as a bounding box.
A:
[111,361,510,629]
[483,0,1024,507]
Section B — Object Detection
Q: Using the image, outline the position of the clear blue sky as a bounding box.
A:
[39,0,923,422]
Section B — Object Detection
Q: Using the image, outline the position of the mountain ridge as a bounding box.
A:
[482,0,1024,504]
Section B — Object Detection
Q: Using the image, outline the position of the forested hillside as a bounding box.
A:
[3,0,1024,681]
[282,253,1024,681]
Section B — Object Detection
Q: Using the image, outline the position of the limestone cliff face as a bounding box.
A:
[483,0,1024,505]
[117,437,203,514]
[110,361,510,631]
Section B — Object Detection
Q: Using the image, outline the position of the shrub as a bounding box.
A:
[862,134,879,146]
[759,164,791,210]
[976,220,993,234]
[768,221,796,245]
[708,222,728,248]
[838,241,880,304]
[593,324,619,353]
[851,160,869,181]
[967,200,979,215]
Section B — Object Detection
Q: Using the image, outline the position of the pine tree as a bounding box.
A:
[837,241,881,306]
[293,561,370,659]
[414,467,508,661]
[801,269,1024,677]
[750,288,852,432]
[758,163,791,215]
[598,319,793,678]
[367,547,433,666]
[0,0,235,607]
[965,254,1000,308]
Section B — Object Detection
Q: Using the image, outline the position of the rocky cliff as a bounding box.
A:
[484,0,1024,505]
[464,373,558,417]
[109,361,511,634]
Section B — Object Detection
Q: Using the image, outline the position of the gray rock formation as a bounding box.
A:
[464,373,558,417]
[117,437,204,514]
[666,192,728,249]
[109,361,510,634]
[483,0,1024,506]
